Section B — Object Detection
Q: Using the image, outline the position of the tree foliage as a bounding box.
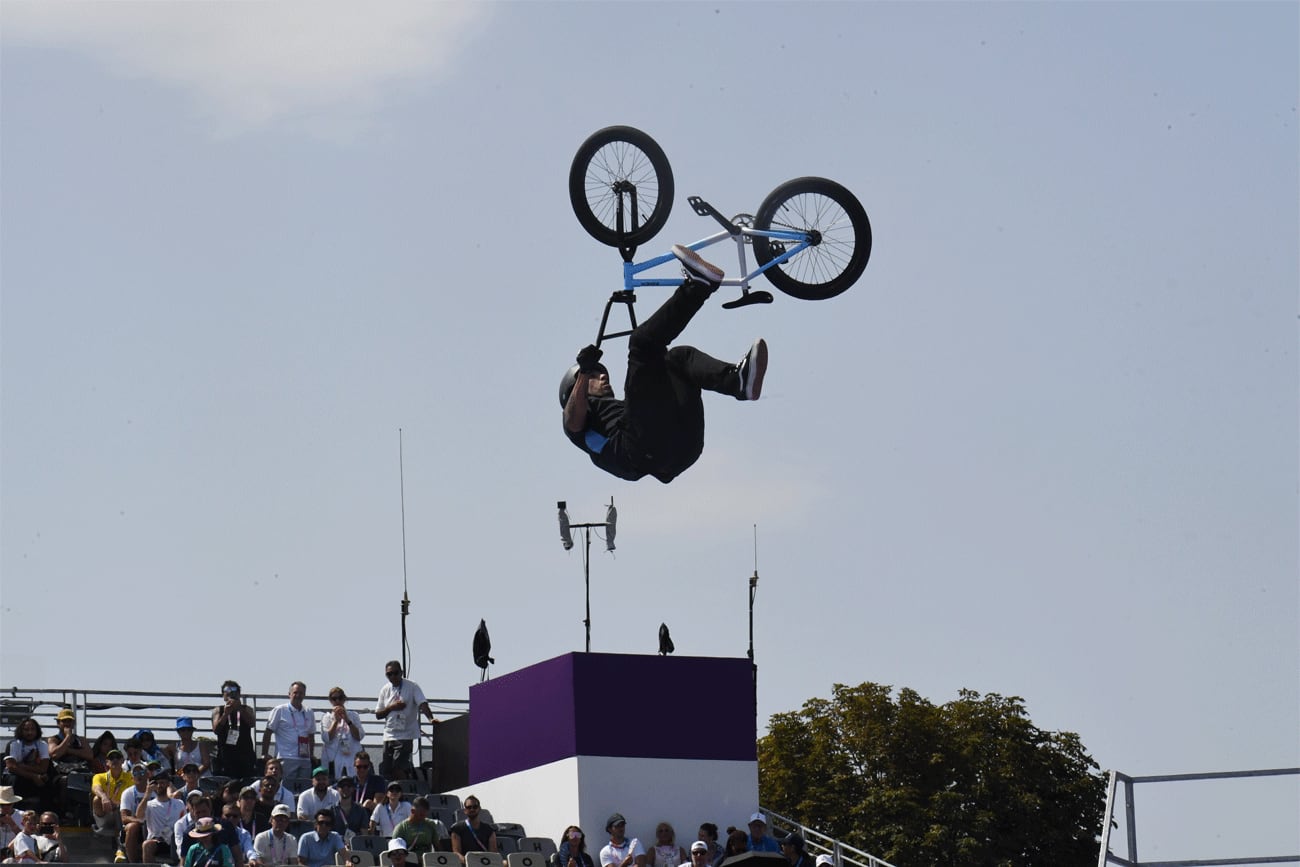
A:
[757,683,1104,866]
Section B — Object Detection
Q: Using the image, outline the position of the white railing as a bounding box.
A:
[762,808,899,867]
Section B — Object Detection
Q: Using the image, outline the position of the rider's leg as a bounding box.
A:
[665,346,740,396]
[666,339,767,401]
[626,278,715,366]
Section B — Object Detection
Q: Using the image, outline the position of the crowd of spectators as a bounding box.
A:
[3,668,817,867]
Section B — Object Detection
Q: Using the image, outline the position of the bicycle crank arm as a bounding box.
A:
[688,196,741,236]
[721,290,774,309]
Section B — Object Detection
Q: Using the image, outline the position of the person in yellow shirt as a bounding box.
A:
[91,749,132,837]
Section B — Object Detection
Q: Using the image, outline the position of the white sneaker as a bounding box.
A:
[737,338,768,400]
[672,244,724,285]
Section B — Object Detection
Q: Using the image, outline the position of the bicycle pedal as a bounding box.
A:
[721,291,774,310]
[688,195,741,235]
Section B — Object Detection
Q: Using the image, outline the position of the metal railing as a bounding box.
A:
[763,808,899,867]
[1097,767,1300,867]
[2,686,468,763]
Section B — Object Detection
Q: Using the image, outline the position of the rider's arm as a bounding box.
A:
[563,372,591,433]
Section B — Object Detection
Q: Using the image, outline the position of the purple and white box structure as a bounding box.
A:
[457,651,759,847]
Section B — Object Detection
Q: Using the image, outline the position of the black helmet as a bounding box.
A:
[559,362,608,407]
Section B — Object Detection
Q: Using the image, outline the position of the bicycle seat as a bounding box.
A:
[721,290,774,309]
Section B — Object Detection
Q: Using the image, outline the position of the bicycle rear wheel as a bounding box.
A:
[569,126,674,247]
[752,177,871,300]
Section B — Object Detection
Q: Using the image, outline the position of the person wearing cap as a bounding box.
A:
[295,768,339,821]
[296,809,346,867]
[813,855,833,867]
[135,730,172,773]
[173,792,211,863]
[212,680,258,780]
[168,718,211,778]
[319,688,364,783]
[234,787,269,838]
[262,683,316,790]
[47,709,94,765]
[598,813,645,867]
[142,771,186,863]
[384,837,412,867]
[367,782,411,837]
[778,833,811,867]
[91,750,132,837]
[184,817,234,867]
[694,825,722,867]
[119,762,155,862]
[743,814,780,854]
[252,804,298,867]
[391,797,446,858]
[0,786,23,854]
[686,840,712,867]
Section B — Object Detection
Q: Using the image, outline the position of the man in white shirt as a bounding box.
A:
[254,761,296,810]
[296,768,340,821]
[252,805,298,866]
[599,813,645,867]
[262,682,316,789]
[374,662,438,781]
[142,773,186,863]
[119,764,153,862]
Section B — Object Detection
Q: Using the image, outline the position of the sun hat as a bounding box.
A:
[387,839,409,854]
[56,709,75,722]
[0,786,22,805]
[189,818,221,838]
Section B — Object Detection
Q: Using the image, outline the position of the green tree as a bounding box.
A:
[757,683,1104,866]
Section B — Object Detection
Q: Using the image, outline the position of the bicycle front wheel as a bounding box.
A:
[753,177,871,300]
[569,126,674,247]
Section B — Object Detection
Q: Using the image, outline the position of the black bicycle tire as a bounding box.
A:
[752,177,871,300]
[569,126,674,247]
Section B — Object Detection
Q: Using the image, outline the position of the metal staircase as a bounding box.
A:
[761,808,899,867]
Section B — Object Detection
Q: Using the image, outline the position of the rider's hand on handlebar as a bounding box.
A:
[576,344,603,373]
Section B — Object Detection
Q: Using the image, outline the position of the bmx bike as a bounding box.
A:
[569,125,872,344]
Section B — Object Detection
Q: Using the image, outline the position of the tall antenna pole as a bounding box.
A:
[749,524,759,708]
[399,429,411,674]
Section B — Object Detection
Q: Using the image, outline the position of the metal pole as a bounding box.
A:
[584,527,592,653]
[1124,777,1138,863]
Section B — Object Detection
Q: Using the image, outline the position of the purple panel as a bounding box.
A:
[469,654,577,784]
[571,653,755,761]
[469,653,755,783]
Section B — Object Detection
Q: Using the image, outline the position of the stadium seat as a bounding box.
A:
[517,838,558,860]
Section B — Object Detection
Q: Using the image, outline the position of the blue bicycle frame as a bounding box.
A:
[593,216,813,345]
[623,226,813,294]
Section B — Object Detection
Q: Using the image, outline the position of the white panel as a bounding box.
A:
[452,757,758,855]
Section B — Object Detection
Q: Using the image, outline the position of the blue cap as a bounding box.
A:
[175,717,195,730]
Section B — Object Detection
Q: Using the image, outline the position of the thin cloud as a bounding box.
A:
[2,1,490,138]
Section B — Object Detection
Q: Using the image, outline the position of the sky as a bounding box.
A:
[1,0,1296,860]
